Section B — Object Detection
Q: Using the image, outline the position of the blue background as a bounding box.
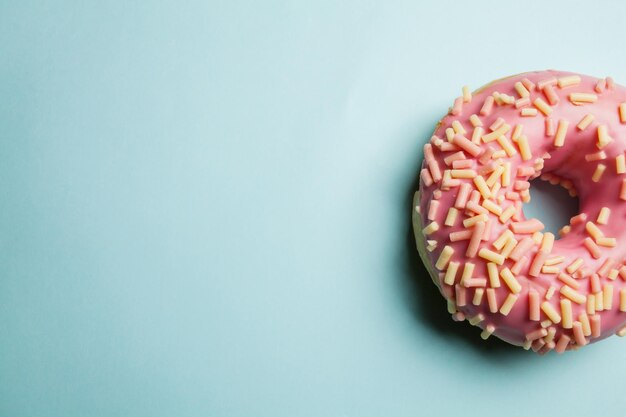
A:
[0,1,624,416]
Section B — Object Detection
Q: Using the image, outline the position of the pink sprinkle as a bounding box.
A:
[512,201,523,221]
[510,218,545,234]
[606,76,615,89]
[440,142,460,152]
[466,200,488,215]
[466,190,480,212]
[537,77,557,90]
[452,159,473,169]
[444,151,466,166]
[433,189,442,199]
[595,78,606,93]
[543,84,559,105]
[531,338,546,352]
[452,134,482,157]
[464,278,487,287]
[427,200,440,221]
[515,97,530,109]
[619,265,626,280]
[511,255,528,275]
[597,258,615,277]
[529,249,549,277]
[517,166,536,177]
[585,151,606,162]
[621,179,626,200]
[514,180,530,191]
[590,315,601,338]
[450,230,472,241]
[466,221,486,257]
[451,312,465,322]
[570,213,587,225]
[526,328,548,341]
[454,183,471,209]
[505,191,520,201]
[555,334,571,353]
[573,322,587,346]
[424,144,442,182]
[545,117,555,137]
[480,96,495,116]
[590,273,601,294]
[455,284,467,306]
[522,78,536,91]
[509,237,535,261]
[583,237,601,259]
[478,147,496,165]
[451,96,463,116]
[420,169,433,187]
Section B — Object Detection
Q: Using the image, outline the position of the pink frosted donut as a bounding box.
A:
[413,70,626,353]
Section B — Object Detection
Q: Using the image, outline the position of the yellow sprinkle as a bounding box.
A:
[517,135,532,161]
[487,262,500,288]
[569,92,598,104]
[540,232,555,252]
[542,265,559,274]
[553,119,569,147]
[480,324,495,340]
[597,125,613,149]
[545,286,556,300]
[435,245,454,270]
[473,175,491,199]
[482,199,503,216]
[511,124,524,141]
[608,268,619,280]
[560,285,586,304]
[566,258,584,274]
[597,207,611,225]
[557,75,581,88]
[618,325,626,337]
[541,302,562,324]
[472,289,484,306]
[452,120,466,135]
[450,169,477,179]
[486,165,505,187]
[422,222,439,235]
[604,284,614,310]
[444,207,459,226]
[499,267,521,293]
[617,154,626,174]
[544,255,565,266]
[592,163,606,182]
[479,248,505,265]
[463,213,488,228]
[561,299,573,329]
[521,108,538,117]
[514,81,530,98]
[579,313,591,336]
[498,205,516,223]
[587,294,596,315]
[447,299,456,314]
[502,162,511,187]
[585,221,604,241]
[533,98,552,115]
[597,237,617,247]
[469,114,482,127]
[471,126,484,144]
[462,85,472,103]
[460,262,475,284]
[468,313,484,325]
[493,229,513,250]
[532,232,543,244]
[577,113,594,130]
[499,293,519,316]
[443,261,460,285]
[482,124,510,142]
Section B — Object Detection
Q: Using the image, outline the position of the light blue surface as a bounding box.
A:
[1,1,625,416]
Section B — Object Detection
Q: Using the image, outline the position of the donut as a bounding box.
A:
[412,70,626,353]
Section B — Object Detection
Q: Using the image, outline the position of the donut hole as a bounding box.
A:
[525,178,579,238]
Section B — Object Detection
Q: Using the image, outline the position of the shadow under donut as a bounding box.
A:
[398,124,529,361]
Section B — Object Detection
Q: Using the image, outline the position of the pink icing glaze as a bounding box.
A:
[415,70,626,353]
